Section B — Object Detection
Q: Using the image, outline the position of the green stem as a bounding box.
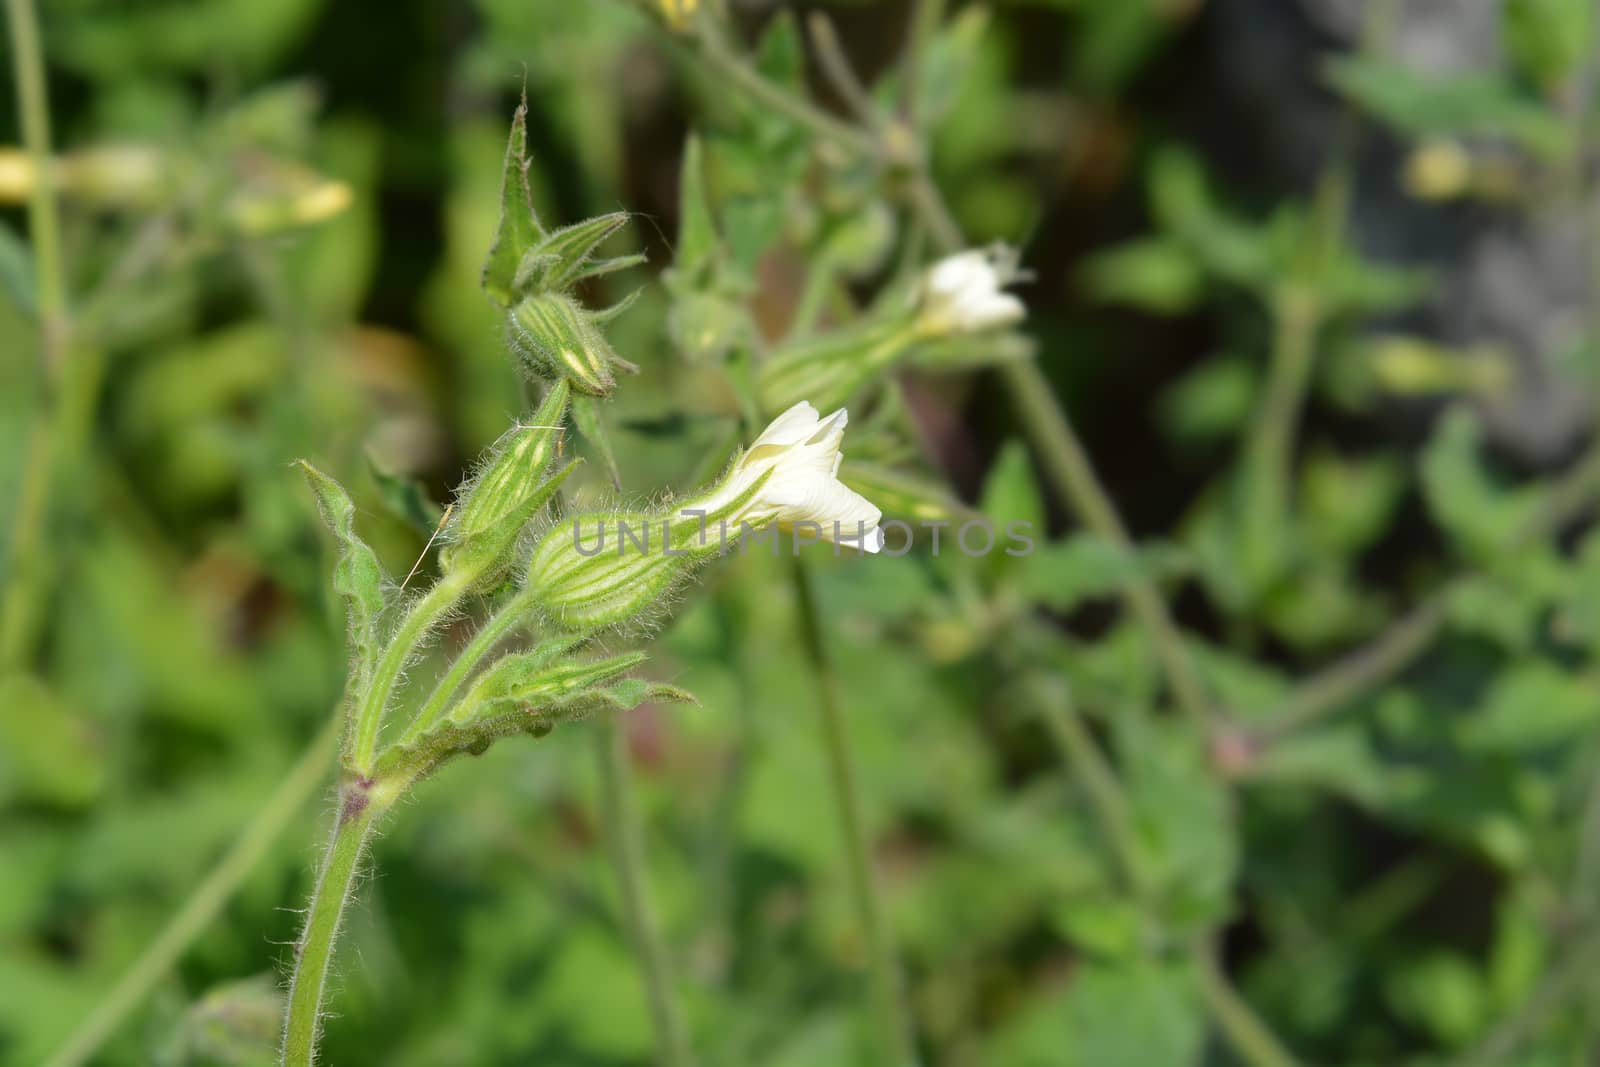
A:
[595,715,697,1067]
[690,14,878,157]
[5,0,66,346]
[1033,677,1147,894]
[1,0,69,672]
[399,587,534,744]
[41,719,338,1067]
[1193,937,1306,1067]
[280,786,384,1067]
[791,557,918,1067]
[1000,359,1216,733]
[1253,439,1600,741]
[1453,924,1600,1067]
[351,569,472,772]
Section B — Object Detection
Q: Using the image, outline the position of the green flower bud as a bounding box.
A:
[757,317,917,413]
[507,291,623,397]
[442,381,574,580]
[524,511,716,630]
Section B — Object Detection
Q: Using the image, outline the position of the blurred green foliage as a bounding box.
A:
[5,1,1600,1066]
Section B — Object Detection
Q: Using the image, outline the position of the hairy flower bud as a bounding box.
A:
[526,401,882,629]
[757,318,918,414]
[442,381,573,579]
[506,291,624,397]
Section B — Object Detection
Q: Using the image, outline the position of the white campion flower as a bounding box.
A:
[689,401,884,552]
[918,246,1027,335]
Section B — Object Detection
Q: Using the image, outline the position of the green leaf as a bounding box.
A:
[985,958,1205,1067]
[482,96,547,306]
[0,219,36,316]
[0,674,106,810]
[979,439,1045,538]
[296,460,387,693]
[1505,0,1593,89]
[1459,662,1599,752]
[1158,355,1257,443]
[1327,57,1573,161]
[1079,236,1204,315]
[1020,534,1191,613]
[1420,408,1540,561]
[674,134,719,276]
[570,393,622,491]
[364,449,443,535]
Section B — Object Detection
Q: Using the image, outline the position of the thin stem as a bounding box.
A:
[5,0,66,350]
[806,13,880,128]
[41,719,339,1067]
[690,15,878,157]
[1033,677,1146,894]
[351,569,472,773]
[399,587,534,744]
[595,715,697,1067]
[1,0,69,672]
[1001,359,1216,733]
[901,0,947,128]
[790,557,918,1067]
[281,787,383,1067]
[1193,937,1307,1067]
[1453,924,1600,1067]
[1254,439,1600,741]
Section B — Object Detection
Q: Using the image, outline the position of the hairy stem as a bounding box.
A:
[281,785,384,1067]
[351,569,472,772]
[399,587,535,744]
[791,557,918,1067]
[595,715,697,1067]
[42,720,338,1067]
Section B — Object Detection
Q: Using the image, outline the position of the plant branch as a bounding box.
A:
[595,715,697,1067]
[41,720,338,1067]
[351,569,472,773]
[791,557,918,1067]
[1193,936,1307,1067]
[399,587,535,744]
[690,15,878,157]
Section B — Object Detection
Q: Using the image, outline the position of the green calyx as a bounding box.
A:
[506,291,631,398]
[443,381,573,579]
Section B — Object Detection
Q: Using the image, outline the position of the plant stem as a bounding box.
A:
[1254,439,1600,741]
[790,557,918,1067]
[690,16,878,157]
[1193,937,1306,1067]
[399,588,534,744]
[1453,924,1600,1067]
[41,719,338,1067]
[1000,359,1216,733]
[1033,676,1146,894]
[351,569,471,772]
[595,715,697,1067]
[1,0,69,672]
[281,785,384,1067]
[5,0,65,350]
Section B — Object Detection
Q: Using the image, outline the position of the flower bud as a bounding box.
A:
[916,246,1027,336]
[757,318,918,414]
[507,291,622,397]
[526,401,883,629]
[442,381,573,579]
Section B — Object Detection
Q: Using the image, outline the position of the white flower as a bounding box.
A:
[918,246,1027,334]
[689,401,884,552]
